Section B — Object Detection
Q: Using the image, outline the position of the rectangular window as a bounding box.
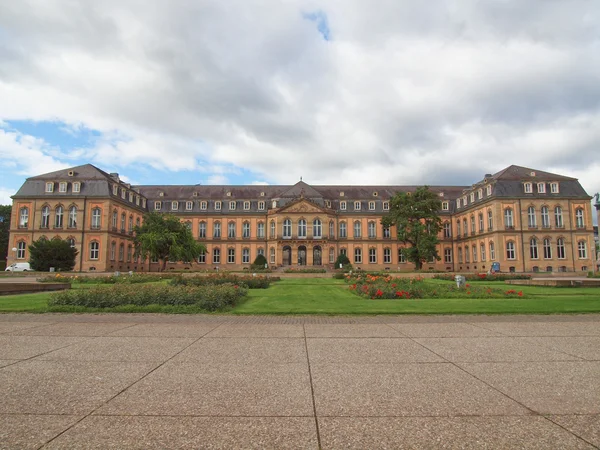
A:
[112,185,118,195]
[227,248,235,263]
[486,185,492,196]
[369,201,375,211]
[121,189,126,199]
[524,183,532,193]
[200,201,207,210]
[384,248,391,263]
[213,248,221,264]
[398,249,406,263]
[186,201,193,211]
[354,201,361,211]
[383,202,389,211]
[171,201,178,210]
[229,201,236,210]
[257,222,265,238]
[550,182,559,193]
[215,201,221,211]
[59,182,67,193]
[258,201,265,210]
[470,193,475,202]
[243,201,250,210]
[369,248,376,263]
[354,248,362,264]
[197,250,206,263]
[155,201,161,210]
[243,222,250,238]
[198,222,206,238]
[45,182,54,193]
[442,201,449,211]
[129,192,134,202]
[340,201,347,211]
[444,248,452,263]
[73,182,80,193]
[538,183,546,193]
[136,196,140,205]
[242,248,250,263]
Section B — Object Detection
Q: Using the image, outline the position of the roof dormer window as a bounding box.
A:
[45,182,54,193]
[59,182,67,193]
[550,182,559,193]
[537,183,546,193]
[524,182,533,193]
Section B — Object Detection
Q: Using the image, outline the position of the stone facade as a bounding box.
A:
[7,164,596,273]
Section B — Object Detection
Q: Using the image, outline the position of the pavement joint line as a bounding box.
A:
[37,325,218,449]
[542,415,600,449]
[0,322,62,335]
[303,324,322,450]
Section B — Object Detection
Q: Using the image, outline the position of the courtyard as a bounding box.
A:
[0,313,599,449]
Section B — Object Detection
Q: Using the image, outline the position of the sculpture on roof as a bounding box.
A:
[594,192,599,206]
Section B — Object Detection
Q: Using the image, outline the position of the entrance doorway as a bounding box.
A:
[313,246,322,265]
[298,245,307,265]
[282,246,292,266]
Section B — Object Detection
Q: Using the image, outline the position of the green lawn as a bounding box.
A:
[1,278,599,314]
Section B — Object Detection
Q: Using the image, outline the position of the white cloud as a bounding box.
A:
[0,187,16,205]
[0,0,598,197]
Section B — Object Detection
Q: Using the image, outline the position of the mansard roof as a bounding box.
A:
[490,165,577,182]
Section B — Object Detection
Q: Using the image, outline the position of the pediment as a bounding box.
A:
[277,199,328,214]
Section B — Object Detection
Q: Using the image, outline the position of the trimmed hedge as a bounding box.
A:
[38,273,174,284]
[48,283,247,311]
[169,274,278,289]
[283,268,327,273]
[433,273,531,282]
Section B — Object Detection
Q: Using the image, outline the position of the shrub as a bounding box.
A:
[169,274,277,289]
[251,254,268,271]
[283,268,327,273]
[432,273,531,282]
[334,253,351,270]
[48,283,247,311]
[38,273,174,284]
[29,237,77,272]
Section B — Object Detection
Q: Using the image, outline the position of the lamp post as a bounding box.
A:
[11,247,17,276]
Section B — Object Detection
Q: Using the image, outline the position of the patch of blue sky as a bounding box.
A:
[303,10,331,41]
[5,120,102,151]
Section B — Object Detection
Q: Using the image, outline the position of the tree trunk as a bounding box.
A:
[161,258,168,272]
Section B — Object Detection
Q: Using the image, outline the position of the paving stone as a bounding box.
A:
[96,362,313,416]
[45,415,318,449]
[13,322,136,336]
[459,361,600,414]
[415,337,581,362]
[38,337,196,362]
[307,338,443,363]
[172,338,307,364]
[473,322,600,337]
[311,363,528,417]
[0,360,18,369]
[548,415,600,448]
[0,336,89,359]
[524,337,600,361]
[319,416,594,449]
[304,324,403,337]
[107,323,219,337]
[0,414,82,450]
[205,324,304,337]
[0,360,157,414]
[389,322,504,337]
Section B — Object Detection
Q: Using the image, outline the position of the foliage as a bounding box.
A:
[38,273,173,284]
[251,254,268,270]
[433,273,532,282]
[48,283,247,311]
[134,212,206,272]
[169,274,277,289]
[381,186,442,270]
[344,273,526,299]
[28,237,78,272]
[283,268,327,273]
[334,253,352,270]
[0,204,10,267]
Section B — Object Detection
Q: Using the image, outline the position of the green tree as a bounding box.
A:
[29,237,78,271]
[134,212,206,271]
[334,253,352,270]
[251,253,268,270]
[0,205,10,268]
[381,186,442,270]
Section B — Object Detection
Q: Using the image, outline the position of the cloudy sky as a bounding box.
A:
[1,0,600,206]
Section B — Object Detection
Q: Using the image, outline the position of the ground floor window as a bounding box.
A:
[329,247,335,263]
[383,248,391,264]
[369,248,376,263]
[89,241,99,260]
[228,248,235,263]
[578,241,587,259]
[557,238,566,259]
[398,248,406,263]
[354,248,362,264]
[213,248,221,264]
[197,250,206,263]
[242,248,250,263]
[444,248,452,263]
[270,247,275,264]
[506,241,516,260]
[17,241,26,259]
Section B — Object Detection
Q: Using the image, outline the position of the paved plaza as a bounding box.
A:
[0,313,599,449]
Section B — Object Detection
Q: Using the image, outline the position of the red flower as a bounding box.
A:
[392,284,397,288]
[376,289,383,297]
[518,291,523,297]
[466,284,470,288]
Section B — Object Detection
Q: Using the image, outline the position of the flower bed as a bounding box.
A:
[346,273,524,299]
[433,273,531,282]
[169,274,278,289]
[48,283,247,311]
[38,273,174,284]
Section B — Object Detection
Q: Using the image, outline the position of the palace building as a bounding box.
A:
[7,164,596,273]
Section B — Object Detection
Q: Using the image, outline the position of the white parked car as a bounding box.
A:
[5,263,32,272]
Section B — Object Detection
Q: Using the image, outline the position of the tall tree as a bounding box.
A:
[381,186,442,270]
[134,212,206,271]
[0,205,11,266]
[29,237,78,271]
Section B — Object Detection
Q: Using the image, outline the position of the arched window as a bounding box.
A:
[257,222,265,238]
[298,219,307,238]
[283,219,292,238]
[530,238,538,259]
[55,206,64,228]
[16,241,26,259]
[506,241,516,260]
[89,241,100,260]
[228,222,236,238]
[41,206,50,228]
[242,221,250,238]
[353,221,361,238]
[368,221,376,238]
[554,206,563,228]
[18,207,29,228]
[504,208,514,228]
[91,207,101,229]
[527,206,536,228]
[543,238,552,259]
[339,221,347,238]
[575,209,585,228]
[578,241,587,259]
[541,206,550,228]
[313,218,322,238]
[68,206,77,228]
[556,238,565,259]
[213,221,221,238]
[198,221,207,238]
[489,241,495,260]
